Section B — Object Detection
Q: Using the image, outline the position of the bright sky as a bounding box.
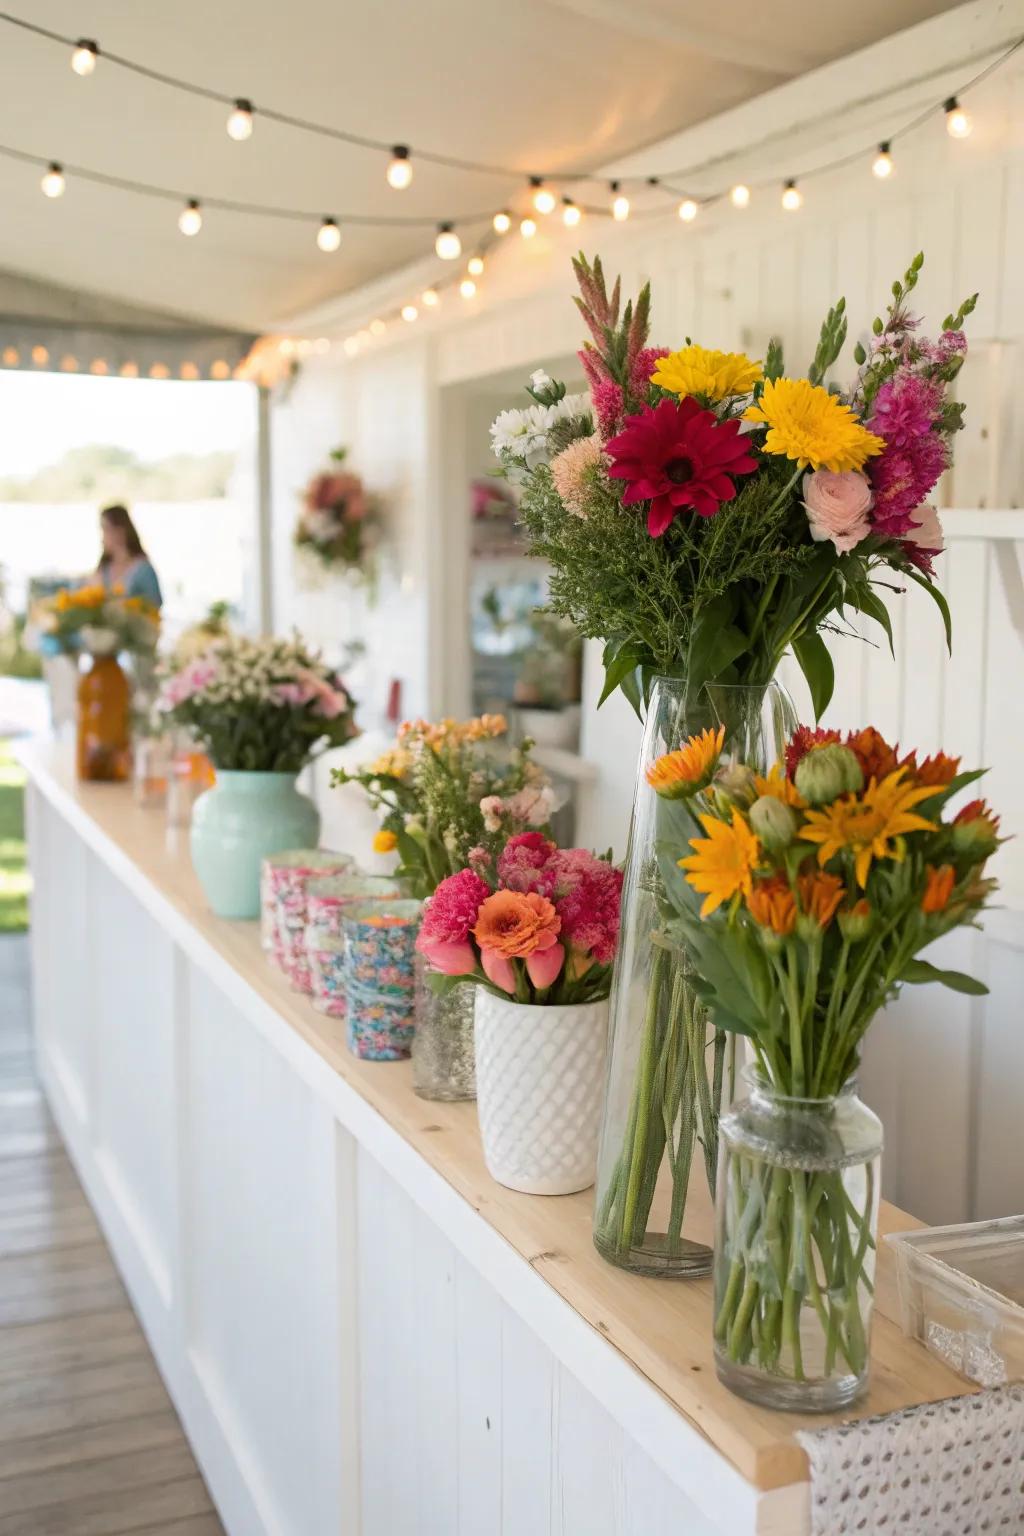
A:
[0,372,257,477]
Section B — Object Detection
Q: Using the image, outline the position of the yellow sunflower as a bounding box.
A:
[743,377,885,472]
[651,345,763,403]
[680,809,761,917]
[752,761,806,808]
[646,725,724,799]
[800,768,937,888]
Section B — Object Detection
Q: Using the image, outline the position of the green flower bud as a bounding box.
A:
[838,900,873,942]
[794,744,864,806]
[713,762,757,811]
[748,795,798,852]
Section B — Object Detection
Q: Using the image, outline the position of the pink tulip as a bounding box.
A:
[417,936,477,976]
[526,942,565,990]
[481,947,517,994]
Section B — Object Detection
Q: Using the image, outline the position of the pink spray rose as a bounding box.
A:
[801,471,873,553]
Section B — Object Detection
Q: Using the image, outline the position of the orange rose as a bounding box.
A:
[472,889,561,958]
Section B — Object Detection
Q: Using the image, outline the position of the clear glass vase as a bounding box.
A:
[412,955,476,1101]
[714,1073,882,1411]
[592,677,796,1277]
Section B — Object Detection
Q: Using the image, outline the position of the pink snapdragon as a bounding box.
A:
[869,374,941,448]
[869,432,948,537]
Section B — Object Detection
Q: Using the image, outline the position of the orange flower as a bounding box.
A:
[907,751,960,787]
[372,829,398,854]
[797,871,845,928]
[921,864,956,914]
[846,726,898,783]
[473,889,561,958]
[646,726,724,799]
[752,762,806,808]
[747,877,797,935]
[680,809,761,917]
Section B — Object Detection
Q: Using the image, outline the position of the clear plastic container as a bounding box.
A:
[887,1215,1024,1388]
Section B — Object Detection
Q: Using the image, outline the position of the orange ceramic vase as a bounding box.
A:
[77,654,131,782]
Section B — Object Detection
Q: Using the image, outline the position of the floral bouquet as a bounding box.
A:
[295,447,379,585]
[332,714,555,900]
[35,584,160,657]
[652,721,998,1401]
[417,833,623,1006]
[495,251,974,716]
[157,633,357,772]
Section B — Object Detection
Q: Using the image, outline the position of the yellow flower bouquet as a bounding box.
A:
[652,722,998,1409]
[35,584,160,657]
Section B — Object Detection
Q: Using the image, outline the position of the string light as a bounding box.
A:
[530,177,556,215]
[467,255,485,277]
[945,97,972,138]
[730,183,750,208]
[610,181,630,221]
[781,179,803,211]
[120,360,139,377]
[369,317,388,334]
[435,222,462,259]
[460,277,477,299]
[31,345,48,366]
[401,303,418,322]
[493,210,511,234]
[316,217,341,251]
[678,198,698,222]
[226,99,254,141]
[180,362,200,380]
[71,39,98,76]
[2,347,18,366]
[520,216,537,239]
[872,142,894,179]
[386,145,413,189]
[421,288,439,308]
[178,199,203,236]
[89,359,109,375]
[149,363,170,379]
[562,197,581,227]
[343,337,359,357]
[40,162,65,198]
[60,355,78,372]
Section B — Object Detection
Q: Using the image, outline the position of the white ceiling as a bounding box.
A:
[0,0,965,330]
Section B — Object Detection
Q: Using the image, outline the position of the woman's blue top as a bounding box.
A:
[101,559,163,608]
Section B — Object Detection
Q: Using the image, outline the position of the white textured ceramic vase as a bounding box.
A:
[473,991,609,1196]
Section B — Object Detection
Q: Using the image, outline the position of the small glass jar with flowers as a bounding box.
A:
[157,634,357,919]
[652,722,999,1411]
[417,833,623,1194]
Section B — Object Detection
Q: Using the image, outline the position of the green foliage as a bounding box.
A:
[0,445,236,503]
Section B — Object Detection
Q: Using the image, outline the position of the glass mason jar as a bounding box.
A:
[714,1072,882,1412]
[412,953,476,1101]
[593,677,796,1277]
[77,652,132,783]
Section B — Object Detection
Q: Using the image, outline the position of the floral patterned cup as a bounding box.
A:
[346,980,417,1061]
[341,899,422,997]
[260,849,354,986]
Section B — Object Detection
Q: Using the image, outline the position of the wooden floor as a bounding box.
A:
[0,935,225,1536]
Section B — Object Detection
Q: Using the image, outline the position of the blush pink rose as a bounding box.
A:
[905,503,944,554]
[802,470,873,553]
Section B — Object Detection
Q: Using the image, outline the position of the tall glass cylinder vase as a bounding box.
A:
[593,677,796,1277]
[412,954,477,1101]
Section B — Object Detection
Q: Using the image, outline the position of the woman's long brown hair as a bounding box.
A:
[99,504,147,565]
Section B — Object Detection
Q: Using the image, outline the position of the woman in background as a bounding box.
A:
[96,504,163,608]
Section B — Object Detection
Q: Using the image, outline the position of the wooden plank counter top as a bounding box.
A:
[19,738,974,1518]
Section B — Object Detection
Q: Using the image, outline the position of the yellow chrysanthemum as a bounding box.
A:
[680,809,761,917]
[743,377,885,472]
[372,828,399,854]
[646,725,724,800]
[652,345,763,403]
[752,762,806,809]
[799,768,937,888]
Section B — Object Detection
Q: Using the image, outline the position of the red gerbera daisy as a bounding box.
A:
[605,396,758,537]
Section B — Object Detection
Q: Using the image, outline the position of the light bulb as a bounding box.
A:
[121,360,140,377]
[493,210,511,234]
[945,98,971,138]
[872,144,893,179]
[610,182,630,221]
[317,218,341,252]
[421,288,439,308]
[520,216,537,239]
[226,99,254,141]
[40,163,65,198]
[60,355,78,372]
[678,198,698,223]
[402,304,418,323]
[31,345,48,366]
[467,255,484,277]
[435,223,462,260]
[386,145,413,189]
[530,178,556,215]
[314,337,330,354]
[781,179,802,211]
[178,200,203,236]
[460,277,477,299]
[369,317,388,334]
[71,39,98,75]
[562,198,581,227]
[730,183,750,208]
[343,337,359,357]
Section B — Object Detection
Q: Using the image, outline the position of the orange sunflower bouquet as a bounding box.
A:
[652,722,999,1406]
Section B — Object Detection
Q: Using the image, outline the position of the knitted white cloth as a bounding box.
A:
[796,1387,1024,1533]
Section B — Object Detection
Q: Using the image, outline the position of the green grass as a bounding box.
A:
[0,740,28,932]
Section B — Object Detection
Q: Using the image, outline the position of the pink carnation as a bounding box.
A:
[869,432,948,537]
[419,869,490,945]
[497,832,558,894]
[869,374,941,448]
[547,850,623,965]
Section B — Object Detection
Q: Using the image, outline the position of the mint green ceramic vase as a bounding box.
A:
[190,771,320,920]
